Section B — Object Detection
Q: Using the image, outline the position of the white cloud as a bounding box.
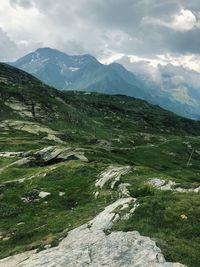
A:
[143,9,199,32]
[172,9,197,31]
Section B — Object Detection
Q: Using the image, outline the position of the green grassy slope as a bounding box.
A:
[0,63,199,267]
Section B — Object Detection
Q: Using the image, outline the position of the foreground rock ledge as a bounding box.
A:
[0,198,185,267]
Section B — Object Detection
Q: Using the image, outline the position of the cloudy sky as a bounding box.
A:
[1,0,200,74]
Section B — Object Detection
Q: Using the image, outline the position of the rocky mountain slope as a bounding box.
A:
[9,47,200,120]
[9,48,148,98]
[0,63,200,267]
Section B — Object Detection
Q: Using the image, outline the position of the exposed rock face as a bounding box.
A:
[0,152,24,158]
[33,146,88,166]
[0,120,56,135]
[148,178,176,191]
[0,146,88,168]
[0,120,64,144]
[14,158,31,167]
[148,178,200,193]
[5,99,35,118]
[0,197,185,267]
[95,165,132,189]
[118,183,131,197]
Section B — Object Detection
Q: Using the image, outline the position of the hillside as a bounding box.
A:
[0,63,200,267]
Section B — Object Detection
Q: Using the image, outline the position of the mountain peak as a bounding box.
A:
[9,48,200,119]
[34,47,70,58]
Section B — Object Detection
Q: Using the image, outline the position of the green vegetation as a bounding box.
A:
[0,63,199,266]
[113,192,200,267]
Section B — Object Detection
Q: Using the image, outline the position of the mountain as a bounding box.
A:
[0,63,200,267]
[9,47,200,120]
[9,47,151,99]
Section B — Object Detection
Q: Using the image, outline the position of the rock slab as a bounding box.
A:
[0,198,186,267]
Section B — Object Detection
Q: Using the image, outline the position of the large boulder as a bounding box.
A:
[13,146,88,167]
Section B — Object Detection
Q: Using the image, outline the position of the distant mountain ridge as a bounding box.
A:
[9,47,200,120]
[9,48,146,96]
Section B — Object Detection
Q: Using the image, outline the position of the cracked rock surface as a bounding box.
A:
[95,165,132,189]
[0,197,185,267]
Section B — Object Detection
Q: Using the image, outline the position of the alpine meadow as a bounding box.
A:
[0,1,200,267]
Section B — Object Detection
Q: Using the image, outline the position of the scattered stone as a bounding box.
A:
[17,222,25,226]
[21,197,29,203]
[180,214,188,220]
[148,178,200,193]
[59,192,65,197]
[38,192,51,199]
[94,192,99,198]
[187,144,192,150]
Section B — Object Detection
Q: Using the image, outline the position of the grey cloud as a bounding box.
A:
[0,28,18,61]
[0,27,43,61]
[116,55,200,103]
[158,64,200,91]
[165,28,200,54]
[9,0,33,8]
[54,40,87,56]
[2,0,200,60]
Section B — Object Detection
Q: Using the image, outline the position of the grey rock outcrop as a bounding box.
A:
[0,152,24,158]
[95,165,132,189]
[1,146,88,167]
[33,146,88,166]
[0,198,185,267]
[148,178,200,193]
[0,120,64,144]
